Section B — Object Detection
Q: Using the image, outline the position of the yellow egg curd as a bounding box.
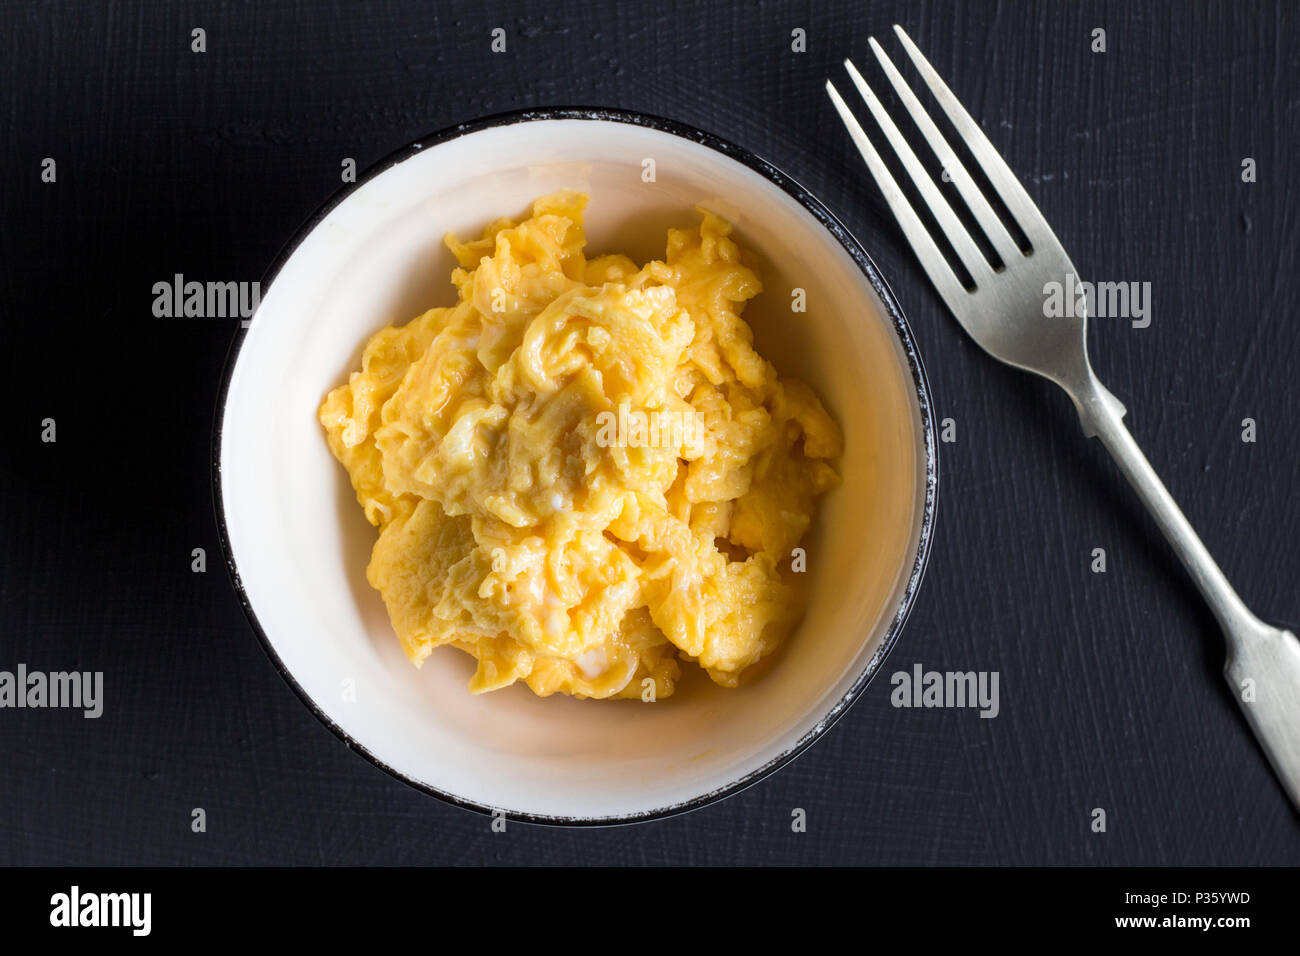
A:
[320,191,842,700]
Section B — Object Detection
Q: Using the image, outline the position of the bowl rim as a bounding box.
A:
[210,106,938,827]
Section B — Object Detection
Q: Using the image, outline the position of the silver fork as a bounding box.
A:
[828,25,1300,811]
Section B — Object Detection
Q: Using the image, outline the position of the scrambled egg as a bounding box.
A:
[320,192,842,700]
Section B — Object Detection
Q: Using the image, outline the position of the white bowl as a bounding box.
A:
[214,109,937,824]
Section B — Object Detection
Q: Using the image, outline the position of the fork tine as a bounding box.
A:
[840,59,996,288]
[892,24,1052,249]
[865,37,1022,265]
[825,80,974,303]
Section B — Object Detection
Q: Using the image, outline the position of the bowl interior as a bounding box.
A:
[218,116,930,821]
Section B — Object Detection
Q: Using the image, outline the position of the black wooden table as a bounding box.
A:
[2,0,1297,865]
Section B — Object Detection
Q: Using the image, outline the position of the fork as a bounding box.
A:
[828,25,1300,811]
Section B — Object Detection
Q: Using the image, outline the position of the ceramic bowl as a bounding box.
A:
[214,108,936,824]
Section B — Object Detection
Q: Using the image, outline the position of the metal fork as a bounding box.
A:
[828,25,1300,811]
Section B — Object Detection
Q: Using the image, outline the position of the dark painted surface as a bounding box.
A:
[1,0,1296,864]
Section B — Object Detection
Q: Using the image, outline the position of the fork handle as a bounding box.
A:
[1076,382,1255,633]
[1076,380,1300,809]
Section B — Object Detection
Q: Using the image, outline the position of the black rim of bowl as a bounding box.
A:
[210,106,939,827]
